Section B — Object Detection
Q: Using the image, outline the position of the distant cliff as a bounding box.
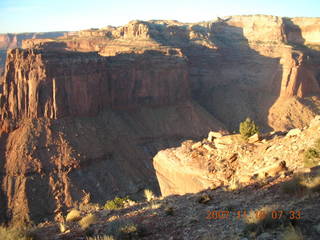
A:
[0,32,66,74]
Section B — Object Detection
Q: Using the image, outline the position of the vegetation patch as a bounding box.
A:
[281,176,308,196]
[239,117,259,140]
[0,225,36,240]
[103,218,145,240]
[282,225,304,240]
[281,171,320,196]
[104,196,130,210]
[243,205,290,236]
[144,189,155,202]
[304,138,320,167]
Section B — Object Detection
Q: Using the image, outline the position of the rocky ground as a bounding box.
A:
[6,116,319,240]
[27,167,320,240]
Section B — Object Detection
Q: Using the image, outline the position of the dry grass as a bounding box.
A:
[282,225,303,240]
[281,172,320,196]
[0,225,36,240]
[243,205,288,235]
[59,222,68,233]
[281,177,307,196]
[66,209,82,222]
[79,213,97,230]
[150,202,162,209]
[227,177,240,191]
[79,202,101,212]
[144,189,155,202]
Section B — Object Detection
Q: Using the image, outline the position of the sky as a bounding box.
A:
[0,0,319,33]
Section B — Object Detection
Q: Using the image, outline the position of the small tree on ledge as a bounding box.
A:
[239,117,259,139]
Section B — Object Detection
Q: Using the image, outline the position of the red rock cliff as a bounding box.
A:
[1,47,189,120]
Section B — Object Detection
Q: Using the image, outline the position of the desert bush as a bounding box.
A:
[0,225,36,240]
[243,205,289,235]
[164,206,174,216]
[300,173,320,193]
[66,209,82,222]
[313,138,320,150]
[304,148,319,159]
[304,138,320,167]
[79,213,97,230]
[144,189,155,202]
[239,118,259,139]
[281,172,320,196]
[197,193,211,204]
[281,176,307,196]
[104,197,130,210]
[103,218,144,239]
[119,223,139,239]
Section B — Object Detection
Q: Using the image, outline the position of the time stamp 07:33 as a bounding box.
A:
[206,210,302,220]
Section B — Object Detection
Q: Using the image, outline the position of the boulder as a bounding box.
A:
[254,161,288,178]
[214,135,234,148]
[203,144,214,152]
[215,143,228,149]
[286,128,301,137]
[191,142,202,150]
[248,133,261,143]
[309,115,320,128]
[207,131,223,142]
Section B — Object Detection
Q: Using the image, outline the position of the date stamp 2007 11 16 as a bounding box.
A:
[206,210,301,220]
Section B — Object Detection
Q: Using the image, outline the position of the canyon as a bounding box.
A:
[0,15,320,225]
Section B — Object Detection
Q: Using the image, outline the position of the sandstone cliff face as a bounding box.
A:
[18,17,319,130]
[1,47,189,120]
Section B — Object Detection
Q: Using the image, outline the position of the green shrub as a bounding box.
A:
[304,148,319,159]
[304,138,320,167]
[104,197,129,210]
[239,118,259,139]
[103,218,145,239]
